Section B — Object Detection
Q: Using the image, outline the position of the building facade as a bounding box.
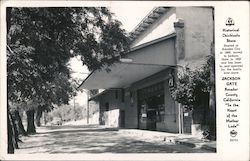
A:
[80,7,214,134]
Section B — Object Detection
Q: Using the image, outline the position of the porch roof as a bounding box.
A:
[79,33,176,90]
[80,63,171,90]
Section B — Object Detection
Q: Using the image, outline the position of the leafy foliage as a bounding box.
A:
[7,7,129,107]
[170,56,214,109]
[46,103,85,123]
[6,7,129,152]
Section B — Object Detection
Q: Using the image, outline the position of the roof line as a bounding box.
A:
[88,88,123,101]
[130,7,157,33]
[78,32,176,90]
[130,32,176,52]
[129,7,170,42]
[77,70,94,90]
[88,89,108,101]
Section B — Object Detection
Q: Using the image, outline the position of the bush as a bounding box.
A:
[170,56,213,110]
[170,55,216,139]
[46,103,84,124]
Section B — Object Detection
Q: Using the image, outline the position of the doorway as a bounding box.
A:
[137,82,165,131]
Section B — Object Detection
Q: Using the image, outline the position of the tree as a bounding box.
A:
[170,56,215,138]
[7,7,129,152]
[9,102,27,136]
[46,103,85,124]
[7,105,15,154]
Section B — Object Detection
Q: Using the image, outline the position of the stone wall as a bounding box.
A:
[176,7,214,68]
[98,90,125,127]
[88,100,100,124]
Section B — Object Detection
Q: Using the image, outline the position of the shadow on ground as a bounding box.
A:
[16,125,213,154]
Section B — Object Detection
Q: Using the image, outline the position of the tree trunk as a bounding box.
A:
[26,109,36,134]
[43,111,47,125]
[10,113,19,149]
[6,8,12,34]
[14,110,27,136]
[7,111,15,154]
[35,108,43,127]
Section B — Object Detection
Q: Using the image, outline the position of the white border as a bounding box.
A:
[1,1,249,161]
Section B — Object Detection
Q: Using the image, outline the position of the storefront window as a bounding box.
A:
[138,82,165,130]
[156,104,165,122]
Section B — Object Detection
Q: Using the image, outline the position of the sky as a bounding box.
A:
[110,5,153,32]
[69,6,154,80]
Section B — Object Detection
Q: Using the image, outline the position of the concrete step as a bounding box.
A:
[119,129,216,152]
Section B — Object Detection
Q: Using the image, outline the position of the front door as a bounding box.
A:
[182,109,192,133]
[146,109,156,130]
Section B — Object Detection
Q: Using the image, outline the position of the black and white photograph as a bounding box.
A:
[5,5,216,154]
[0,1,249,161]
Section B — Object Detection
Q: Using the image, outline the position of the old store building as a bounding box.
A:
[79,7,214,134]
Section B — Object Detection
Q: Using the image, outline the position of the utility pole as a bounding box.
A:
[73,95,76,121]
[85,90,89,124]
[87,93,89,124]
[82,89,89,124]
